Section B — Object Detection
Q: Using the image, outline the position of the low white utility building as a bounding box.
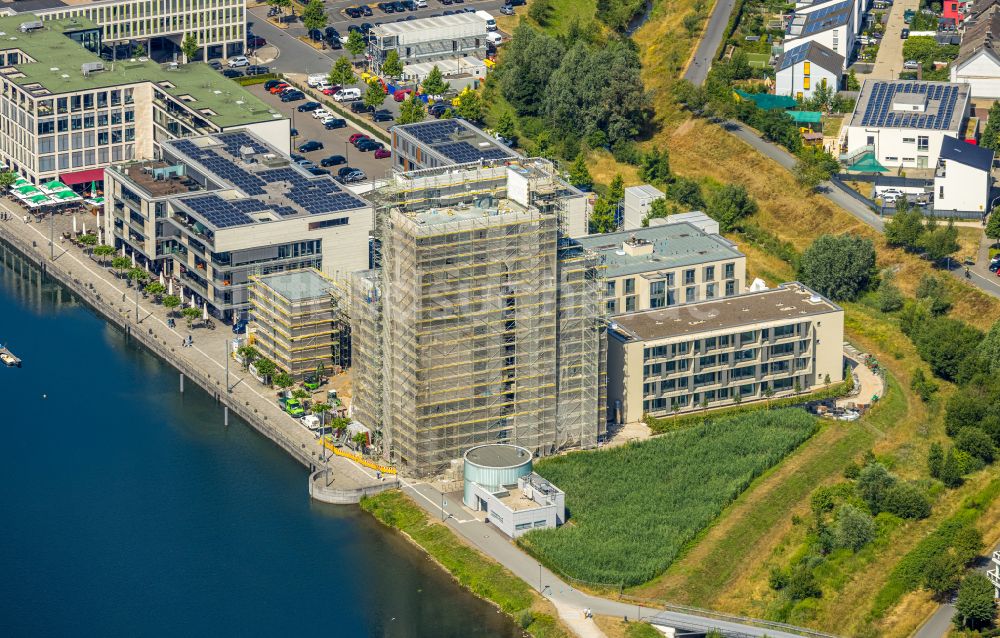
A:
[841,80,971,170]
[462,444,566,538]
[775,40,844,99]
[622,184,665,230]
[934,135,995,216]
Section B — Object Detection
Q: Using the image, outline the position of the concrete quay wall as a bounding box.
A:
[308,468,400,504]
[0,223,317,469]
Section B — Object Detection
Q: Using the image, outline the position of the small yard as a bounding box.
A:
[519,409,819,587]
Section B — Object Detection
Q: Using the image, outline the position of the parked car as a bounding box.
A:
[334,87,362,102]
[311,108,331,118]
[342,170,367,183]
[901,28,910,39]
[296,159,316,168]
[372,110,394,122]
[264,79,284,91]
[358,139,384,151]
[227,55,250,67]
[325,26,340,40]
[290,128,299,137]
[298,101,322,112]
[307,167,330,176]
[321,155,347,167]
[209,60,223,70]
[990,261,1000,273]
[345,6,362,17]
[403,0,418,9]
[487,32,502,46]
[394,88,413,102]
[291,153,306,162]
[902,59,920,70]
[323,118,347,130]
[392,0,406,10]
[362,5,374,15]
[500,4,514,14]
[268,82,290,94]
[507,0,525,5]
[233,319,248,334]
[338,166,359,178]
[428,102,449,118]
[247,35,266,48]
[351,101,374,113]
[222,69,244,78]
[246,65,270,76]
[298,140,324,152]
[268,6,280,16]
[322,85,342,95]
[280,90,305,102]
[374,148,391,159]
[349,133,369,144]
[417,0,428,5]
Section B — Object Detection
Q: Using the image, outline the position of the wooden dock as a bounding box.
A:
[0,345,21,367]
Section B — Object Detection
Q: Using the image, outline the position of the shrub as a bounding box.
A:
[910,368,938,402]
[928,442,944,479]
[834,504,877,551]
[882,483,931,519]
[857,462,895,513]
[909,316,982,383]
[797,234,877,301]
[954,572,997,630]
[955,427,995,464]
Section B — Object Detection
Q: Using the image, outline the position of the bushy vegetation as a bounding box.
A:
[797,234,877,301]
[360,491,568,637]
[519,409,818,586]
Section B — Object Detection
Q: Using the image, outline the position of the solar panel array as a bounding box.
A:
[401,120,515,163]
[173,138,268,196]
[859,82,960,130]
[184,194,255,228]
[779,43,810,70]
[801,1,851,35]
[257,168,368,215]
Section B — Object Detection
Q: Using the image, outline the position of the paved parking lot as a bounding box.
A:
[247,0,508,75]
[245,83,394,182]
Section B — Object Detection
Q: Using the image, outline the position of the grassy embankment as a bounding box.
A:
[520,409,819,587]
[360,490,571,638]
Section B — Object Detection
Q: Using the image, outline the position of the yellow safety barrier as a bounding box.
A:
[321,439,398,475]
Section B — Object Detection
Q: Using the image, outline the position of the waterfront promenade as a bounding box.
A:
[0,203,382,496]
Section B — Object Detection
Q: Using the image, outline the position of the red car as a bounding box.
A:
[268,83,289,94]
[322,85,342,95]
[349,133,369,144]
[393,88,413,102]
[374,148,391,159]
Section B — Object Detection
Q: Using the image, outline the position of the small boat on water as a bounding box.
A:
[0,345,22,368]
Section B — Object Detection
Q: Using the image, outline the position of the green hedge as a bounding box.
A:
[234,73,278,86]
[644,376,854,434]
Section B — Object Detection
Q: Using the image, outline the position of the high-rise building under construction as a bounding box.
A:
[351,150,605,475]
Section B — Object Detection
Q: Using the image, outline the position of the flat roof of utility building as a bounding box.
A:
[572,222,744,278]
[371,12,486,42]
[0,15,280,128]
[253,269,336,302]
[610,282,841,342]
[464,444,532,469]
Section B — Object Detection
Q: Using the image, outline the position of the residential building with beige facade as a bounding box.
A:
[607,282,844,423]
[570,222,747,316]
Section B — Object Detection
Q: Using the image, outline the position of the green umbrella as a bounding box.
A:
[52,190,81,201]
[42,179,69,192]
[16,184,40,195]
[12,178,30,188]
[28,194,49,204]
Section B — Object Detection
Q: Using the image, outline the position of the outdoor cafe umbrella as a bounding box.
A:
[90,181,98,199]
[189,296,196,309]
[72,217,77,234]
[50,190,81,202]
[40,180,70,194]
[27,194,49,207]
[16,184,41,197]
[12,178,30,189]
[159,272,165,286]
[168,279,174,296]
[202,301,208,321]
[180,288,185,306]
[81,221,87,235]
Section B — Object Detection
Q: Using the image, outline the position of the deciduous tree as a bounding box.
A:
[397,93,426,125]
[421,65,450,97]
[797,234,877,301]
[954,572,996,630]
[363,80,386,110]
[328,56,355,87]
[381,50,403,78]
[301,0,327,34]
[706,183,758,232]
[568,154,593,190]
[345,30,367,60]
[181,33,200,63]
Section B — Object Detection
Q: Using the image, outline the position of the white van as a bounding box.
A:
[307,74,328,87]
[333,87,361,102]
[476,10,498,31]
[486,31,503,45]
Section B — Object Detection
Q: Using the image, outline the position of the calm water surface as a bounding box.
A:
[0,247,518,638]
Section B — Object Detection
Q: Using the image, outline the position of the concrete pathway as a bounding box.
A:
[399,480,831,638]
[837,347,885,409]
[865,0,920,81]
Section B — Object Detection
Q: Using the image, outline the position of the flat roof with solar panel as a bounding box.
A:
[392,118,518,168]
[132,131,372,231]
[845,79,970,131]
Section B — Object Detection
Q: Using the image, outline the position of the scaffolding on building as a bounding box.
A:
[353,159,607,476]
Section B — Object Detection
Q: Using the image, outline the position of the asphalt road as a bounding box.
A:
[683,0,737,86]
[912,543,1000,638]
[865,0,919,81]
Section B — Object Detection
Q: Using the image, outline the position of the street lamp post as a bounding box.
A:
[345,140,350,166]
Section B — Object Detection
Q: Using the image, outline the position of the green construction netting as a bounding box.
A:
[786,110,822,124]
[734,89,798,110]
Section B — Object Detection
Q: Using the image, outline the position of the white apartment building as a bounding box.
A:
[785,0,856,59]
[934,135,994,215]
[775,40,844,99]
[841,80,971,170]
[5,0,246,61]
[950,5,1000,98]
[570,222,747,315]
[104,130,372,321]
[607,283,845,423]
[0,15,287,186]
[621,184,664,230]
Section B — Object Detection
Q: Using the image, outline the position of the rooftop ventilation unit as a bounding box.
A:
[81,61,105,76]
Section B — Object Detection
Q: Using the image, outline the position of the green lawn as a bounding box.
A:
[519,409,820,587]
[746,53,770,69]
